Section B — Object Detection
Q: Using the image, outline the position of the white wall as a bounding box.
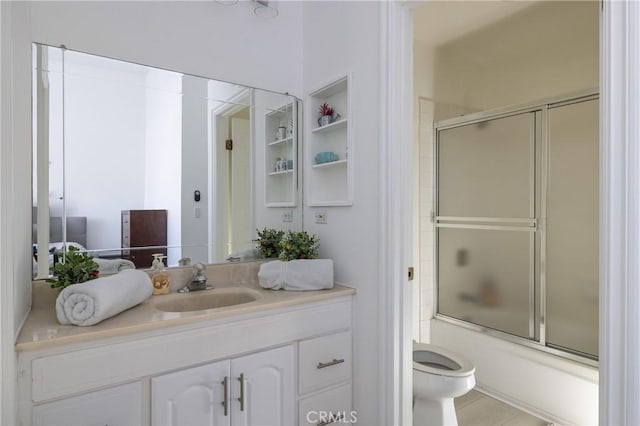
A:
[1,4,32,424]
[432,1,598,119]
[61,54,148,250]
[414,40,436,343]
[144,69,182,264]
[28,1,303,97]
[8,2,32,336]
[302,2,381,424]
[181,75,209,263]
[415,1,599,424]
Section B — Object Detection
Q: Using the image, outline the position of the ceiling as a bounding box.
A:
[413,1,539,47]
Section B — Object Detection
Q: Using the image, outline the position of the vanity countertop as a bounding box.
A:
[16,280,355,352]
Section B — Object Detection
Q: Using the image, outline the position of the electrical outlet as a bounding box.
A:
[282,210,293,222]
[315,212,327,224]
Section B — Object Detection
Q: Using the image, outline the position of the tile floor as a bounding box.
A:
[455,390,550,426]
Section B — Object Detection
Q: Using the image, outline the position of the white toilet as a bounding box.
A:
[413,342,476,426]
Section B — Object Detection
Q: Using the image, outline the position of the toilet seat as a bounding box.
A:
[413,342,475,378]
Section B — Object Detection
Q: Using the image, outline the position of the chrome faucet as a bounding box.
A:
[178,263,213,293]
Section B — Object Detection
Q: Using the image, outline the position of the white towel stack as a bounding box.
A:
[94,258,136,274]
[258,259,334,291]
[55,269,152,326]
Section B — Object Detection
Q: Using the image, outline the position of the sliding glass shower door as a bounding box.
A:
[436,112,537,340]
[435,95,599,361]
[545,99,599,358]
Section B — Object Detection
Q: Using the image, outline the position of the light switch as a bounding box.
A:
[194,207,201,218]
[315,212,327,224]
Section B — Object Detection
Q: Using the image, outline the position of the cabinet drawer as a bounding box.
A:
[298,384,352,426]
[299,331,351,394]
[32,382,142,426]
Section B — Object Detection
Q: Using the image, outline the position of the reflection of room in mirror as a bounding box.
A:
[32,44,302,278]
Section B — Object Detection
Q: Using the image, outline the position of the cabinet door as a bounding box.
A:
[32,382,142,426]
[230,345,294,426]
[152,360,231,426]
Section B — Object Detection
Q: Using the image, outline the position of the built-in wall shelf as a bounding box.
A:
[269,169,294,176]
[312,159,348,169]
[264,101,297,207]
[306,74,353,207]
[268,137,293,146]
[311,118,348,134]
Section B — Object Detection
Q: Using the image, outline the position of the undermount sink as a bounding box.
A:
[155,288,260,313]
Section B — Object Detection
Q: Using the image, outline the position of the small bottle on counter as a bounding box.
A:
[151,253,170,295]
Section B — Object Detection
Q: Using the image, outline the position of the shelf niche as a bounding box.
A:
[307,75,353,207]
[265,101,297,207]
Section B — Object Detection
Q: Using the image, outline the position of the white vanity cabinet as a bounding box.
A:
[152,345,294,426]
[17,294,354,426]
[32,382,142,426]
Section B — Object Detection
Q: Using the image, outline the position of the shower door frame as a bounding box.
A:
[432,89,599,367]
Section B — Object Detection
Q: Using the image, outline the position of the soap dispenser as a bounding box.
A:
[151,253,170,295]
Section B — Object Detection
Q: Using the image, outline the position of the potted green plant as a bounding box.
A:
[255,228,285,259]
[258,230,332,291]
[278,231,320,261]
[46,246,99,290]
[318,102,335,127]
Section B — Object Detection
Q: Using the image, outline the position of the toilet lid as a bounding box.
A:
[413,342,475,378]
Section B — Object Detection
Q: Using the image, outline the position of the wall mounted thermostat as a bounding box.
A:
[194,190,201,202]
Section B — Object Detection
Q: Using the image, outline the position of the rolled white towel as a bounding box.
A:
[94,258,136,274]
[56,269,152,326]
[258,259,334,291]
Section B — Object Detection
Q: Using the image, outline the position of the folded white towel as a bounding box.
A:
[227,248,261,262]
[94,258,136,274]
[258,259,334,291]
[56,269,152,326]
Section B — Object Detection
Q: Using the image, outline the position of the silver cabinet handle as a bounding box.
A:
[237,373,245,412]
[317,358,345,369]
[318,414,344,426]
[221,376,229,416]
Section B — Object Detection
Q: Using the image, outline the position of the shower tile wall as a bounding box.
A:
[418,97,435,342]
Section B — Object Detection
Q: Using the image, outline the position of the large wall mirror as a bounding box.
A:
[32,44,302,278]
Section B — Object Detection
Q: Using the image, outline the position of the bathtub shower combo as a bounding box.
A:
[433,92,599,364]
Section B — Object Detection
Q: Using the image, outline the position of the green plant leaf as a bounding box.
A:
[46,246,99,291]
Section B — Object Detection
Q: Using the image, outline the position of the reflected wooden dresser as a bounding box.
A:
[121,209,167,268]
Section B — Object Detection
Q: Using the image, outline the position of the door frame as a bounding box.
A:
[599,1,640,424]
[379,2,414,424]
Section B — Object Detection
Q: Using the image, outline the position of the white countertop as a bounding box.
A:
[16,279,355,352]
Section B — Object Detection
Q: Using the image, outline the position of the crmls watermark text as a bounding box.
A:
[306,411,358,424]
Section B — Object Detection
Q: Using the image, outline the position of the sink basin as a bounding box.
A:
[155,288,260,313]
